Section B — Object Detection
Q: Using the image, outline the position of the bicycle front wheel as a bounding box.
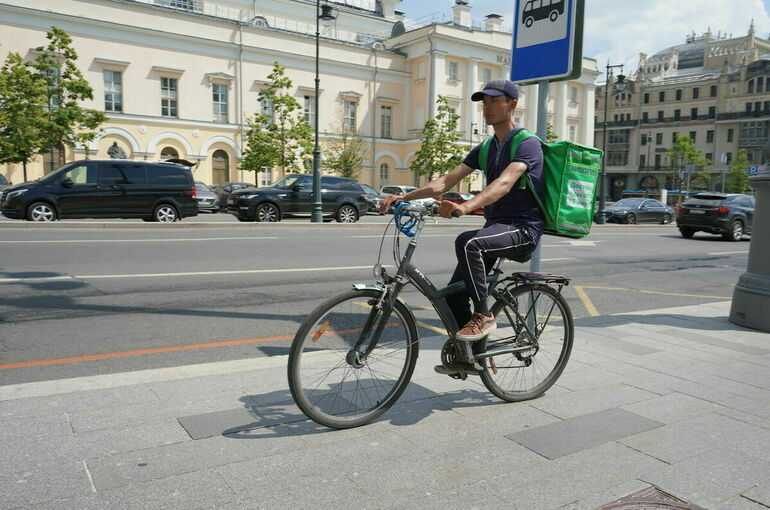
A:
[288,288,419,429]
[479,283,573,402]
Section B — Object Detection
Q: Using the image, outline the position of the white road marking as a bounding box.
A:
[0,265,374,283]
[0,237,278,243]
[558,240,603,247]
[708,250,749,255]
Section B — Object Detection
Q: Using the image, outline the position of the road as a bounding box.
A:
[0,215,750,385]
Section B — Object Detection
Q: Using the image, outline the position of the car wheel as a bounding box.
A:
[661,213,672,224]
[625,213,637,224]
[26,202,57,222]
[723,220,744,242]
[549,10,559,21]
[336,205,359,223]
[679,227,695,238]
[255,203,280,222]
[154,204,179,222]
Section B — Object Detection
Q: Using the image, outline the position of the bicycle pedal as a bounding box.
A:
[434,364,479,378]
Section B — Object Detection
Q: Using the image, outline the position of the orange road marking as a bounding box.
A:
[0,324,395,371]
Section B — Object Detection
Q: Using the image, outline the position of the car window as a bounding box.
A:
[360,184,377,195]
[148,165,190,185]
[614,198,643,207]
[271,175,308,189]
[736,197,753,208]
[322,177,343,190]
[0,174,8,185]
[382,186,401,194]
[63,163,96,185]
[340,181,361,192]
[99,163,147,185]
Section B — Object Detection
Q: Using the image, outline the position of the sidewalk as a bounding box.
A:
[2,300,769,509]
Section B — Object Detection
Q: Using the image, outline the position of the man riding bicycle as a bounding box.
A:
[380,79,545,372]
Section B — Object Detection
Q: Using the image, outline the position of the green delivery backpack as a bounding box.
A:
[479,129,603,238]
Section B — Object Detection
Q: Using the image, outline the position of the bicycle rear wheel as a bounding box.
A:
[479,283,573,402]
[288,288,419,429]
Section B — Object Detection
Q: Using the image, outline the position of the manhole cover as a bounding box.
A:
[596,486,706,509]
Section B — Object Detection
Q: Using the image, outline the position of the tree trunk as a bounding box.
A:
[22,159,28,182]
[57,140,66,168]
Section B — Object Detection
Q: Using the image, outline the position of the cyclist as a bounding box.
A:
[380,79,545,371]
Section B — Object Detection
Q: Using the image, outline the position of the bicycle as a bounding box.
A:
[288,202,574,429]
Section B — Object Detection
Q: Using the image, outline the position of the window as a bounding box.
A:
[674,109,681,121]
[725,152,733,165]
[100,163,146,185]
[160,77,178,117]
[212,150,229,184]
[212,84,228,123]
[706,152,713,162]
[482,68,492,84]
[708,106,716,119]
[659,91,665,102]
[642,112,649,123]
[260,168,272,187]
[103,71,122,113]
[260,95,274,125]
[710,85,718,97]
[448,62,458,81]
[749,80,755,94]
[765,101,770,114]
[643,93,650,104]
[569,125,576,140]
[380,105,392,138]
[656,133,663,144]
[63,163,96,184]
[614,114,619,122]
[727,128,734,142]
[654,154,661,169]
[151,165,189,184]
[672,132,678,143]
[706,130,714,143]
[758,77,764,92]
[639,154,646,167]
[569,86,578,103]
[676,89,682,100]
[691,107,698,119]
[160,146,178,159]
[379,163,389,184]
[344,100,357,133]
[641,134,647,145]
[693,87,699,99]
[303,95,316,126]
[740,121,770,140]
[657,111,664,120]
[689,131,696,142]
[746,102,752,113]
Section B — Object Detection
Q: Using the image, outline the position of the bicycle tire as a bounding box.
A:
[288,288,419,429]
[479,283,573,402]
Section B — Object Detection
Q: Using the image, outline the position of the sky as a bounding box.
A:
[395,0,770,82]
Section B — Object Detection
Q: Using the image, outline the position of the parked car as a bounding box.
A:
[380,185,435,210]
[600,198,675,224]
[212,182,252,207]
[0,159,198,222]
[441,191,484,215]
[676,192,754,241]
[194,181,220,213]
[226,174,368,222]
[360,184,388,214]
[0,174,11,203]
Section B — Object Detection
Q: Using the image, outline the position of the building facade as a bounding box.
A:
[595,23,770,202]
[1,0,599,190]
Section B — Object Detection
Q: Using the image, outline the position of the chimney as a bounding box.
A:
[484,13,503,32]
[452,0,471,28]
[378,0,400,20]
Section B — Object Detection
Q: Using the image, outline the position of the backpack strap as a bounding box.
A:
[478,137,493,173]
[508,130,552,226]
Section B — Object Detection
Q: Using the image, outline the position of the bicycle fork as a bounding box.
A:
[347,283,402,367]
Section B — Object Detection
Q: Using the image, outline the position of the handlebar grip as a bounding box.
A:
[451,210,462,218]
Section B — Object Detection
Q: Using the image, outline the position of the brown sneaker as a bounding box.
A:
[455,312,496,341]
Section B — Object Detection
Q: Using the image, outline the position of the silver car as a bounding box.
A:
[194,181,220,213]
[380,185,436,209]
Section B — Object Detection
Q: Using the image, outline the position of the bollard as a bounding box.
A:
[730,142,770,332]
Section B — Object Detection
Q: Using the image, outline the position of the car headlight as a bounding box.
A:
[239,194,260,200]
[6,189,28,199]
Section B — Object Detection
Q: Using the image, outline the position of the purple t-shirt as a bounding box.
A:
[463,127,545,233]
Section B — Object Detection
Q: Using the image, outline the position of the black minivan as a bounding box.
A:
[0,159,198,222]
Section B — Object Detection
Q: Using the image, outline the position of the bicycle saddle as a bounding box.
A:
[504,252,532,264]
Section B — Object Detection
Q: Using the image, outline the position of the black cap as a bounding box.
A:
[471,79,519,102]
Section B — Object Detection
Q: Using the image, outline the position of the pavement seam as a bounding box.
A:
[742,494,770,508]
[82,460,97,493]
[614,440,672,466]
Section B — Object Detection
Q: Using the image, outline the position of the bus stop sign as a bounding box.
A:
[510,0,585,83]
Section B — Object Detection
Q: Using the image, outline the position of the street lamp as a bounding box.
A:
[597,62,626,224]
[311,1,336,223]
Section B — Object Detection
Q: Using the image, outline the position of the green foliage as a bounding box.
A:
[30,26,106,166]
[665,135,711,192]
[545,122,558,142]
[409,96,465,180]
[0,52,49,180]
[324,106,368,179]
[240,62,313,177]
[725,149,752,193]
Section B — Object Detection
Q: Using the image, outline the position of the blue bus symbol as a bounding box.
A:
[522,0,565,27]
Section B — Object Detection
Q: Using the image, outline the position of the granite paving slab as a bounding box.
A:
[527,383,659,420]
[3,462,93,509]
[506,408,663,459]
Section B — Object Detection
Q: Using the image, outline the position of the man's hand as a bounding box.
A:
[438,199,464,219]
[379,194,404,214]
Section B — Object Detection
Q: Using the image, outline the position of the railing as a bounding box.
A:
[604,120,639,128]
[738,137,769,147]
[718,111,770,121]
[641,114,716,125]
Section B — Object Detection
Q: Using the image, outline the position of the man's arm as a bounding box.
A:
[379,162,475,212]
[438,161,527,218]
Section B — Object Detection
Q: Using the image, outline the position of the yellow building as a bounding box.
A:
[0,0,599,190]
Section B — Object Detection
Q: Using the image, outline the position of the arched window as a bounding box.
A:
[379,163,389,184]
[160,146,179,159]
[212,149,229,184]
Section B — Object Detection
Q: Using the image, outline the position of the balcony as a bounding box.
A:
[738,137,769,148]
[603,119,639,128]
[717,111,770,121]
[640,114,715,125]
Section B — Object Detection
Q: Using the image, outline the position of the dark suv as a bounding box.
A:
[226,174,367,222]
[676,192,754,241]
[0,159,198,222]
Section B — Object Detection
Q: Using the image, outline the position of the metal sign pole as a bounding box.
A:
[529,80,549,273]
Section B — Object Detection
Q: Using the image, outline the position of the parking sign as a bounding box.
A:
[748,165,758,176]
[510,0,585,83]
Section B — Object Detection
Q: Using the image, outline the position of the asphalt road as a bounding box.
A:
[0,215,750,385]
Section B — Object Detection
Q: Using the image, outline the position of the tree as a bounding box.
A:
[30,26,106,167]
[410,96,466,181]
[545,122,559,142]
[725,149,752,193]
[323,106,368,179]
[665,134,711,200]
[240,62,312,178]
[0,53,49,182]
